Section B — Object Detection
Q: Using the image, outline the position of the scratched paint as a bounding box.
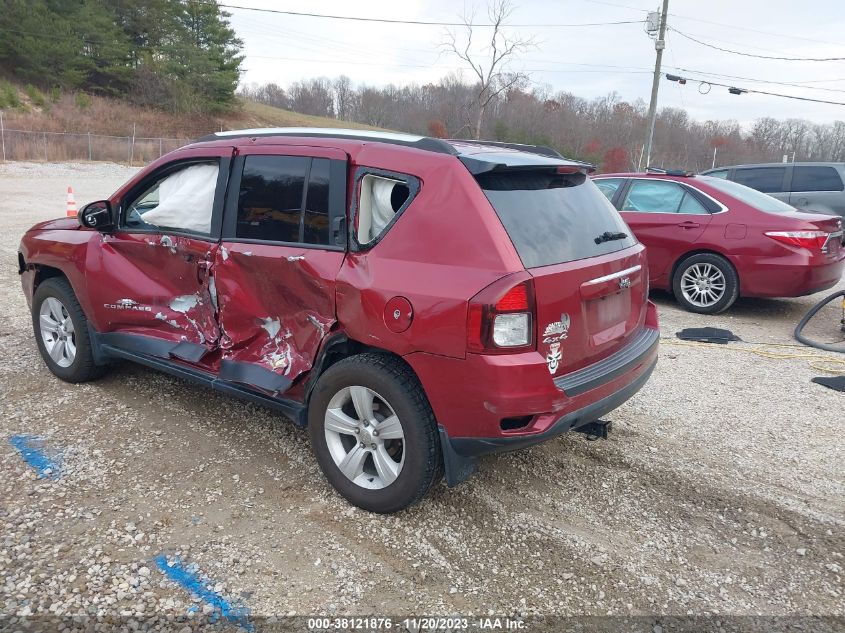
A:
[154,554,252,630]
[154,312,180,328]
[208,276,218,311]
[9,435,61,479]
[159,235,177,254]
[260,316,281,339]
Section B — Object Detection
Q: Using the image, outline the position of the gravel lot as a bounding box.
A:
[0,162,843,631]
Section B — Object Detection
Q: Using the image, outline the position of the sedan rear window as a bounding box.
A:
[700,176,796,214]
[477,170,636,269]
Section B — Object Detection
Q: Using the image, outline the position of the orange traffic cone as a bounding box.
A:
[66,186,77,217]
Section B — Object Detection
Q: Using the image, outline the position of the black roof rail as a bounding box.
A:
[194,127,459,155]
[646,166,694,176]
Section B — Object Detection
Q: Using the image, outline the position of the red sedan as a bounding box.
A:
[593,172,844,313]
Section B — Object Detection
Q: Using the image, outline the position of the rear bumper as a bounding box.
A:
[438,354,657,485]
[406,314,660,486]
[737,254,845,298]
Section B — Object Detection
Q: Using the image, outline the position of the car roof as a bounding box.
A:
[594,172,700,179]
[189,127,592,175]
[702,161,845,171]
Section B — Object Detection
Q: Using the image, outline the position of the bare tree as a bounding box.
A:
[443,0,534,138]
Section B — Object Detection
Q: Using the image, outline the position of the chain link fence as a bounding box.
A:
[0,128,198,165]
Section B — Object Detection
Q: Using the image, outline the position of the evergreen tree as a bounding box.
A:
[0,0,243,112]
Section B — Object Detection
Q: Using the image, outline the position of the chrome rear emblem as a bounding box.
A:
[619,277,631,289]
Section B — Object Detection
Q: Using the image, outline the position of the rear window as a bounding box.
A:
[791,166,844,192]
[732,167,785,193]
[700,176,796,214]
[477,170,636,268]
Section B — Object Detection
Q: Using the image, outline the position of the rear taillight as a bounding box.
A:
[765,230,829,250]
[467,273,535,353]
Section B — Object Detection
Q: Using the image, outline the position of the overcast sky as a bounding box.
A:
[227,0,845,128]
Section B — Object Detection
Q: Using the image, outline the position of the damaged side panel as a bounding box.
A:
[213,242,343,394]
[88,233,220,352]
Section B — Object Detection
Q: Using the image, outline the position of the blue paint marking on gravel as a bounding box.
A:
[154,554,252,630]
[9,435,61,479]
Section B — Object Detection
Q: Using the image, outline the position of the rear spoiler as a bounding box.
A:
[460,154,595,176]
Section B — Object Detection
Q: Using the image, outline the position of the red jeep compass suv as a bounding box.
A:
[18,129,659,512]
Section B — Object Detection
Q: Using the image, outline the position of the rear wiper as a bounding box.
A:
[594,231,628,245]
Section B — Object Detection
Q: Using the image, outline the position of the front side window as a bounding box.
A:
[791,166,844,193]
[621,180,707,214]
[732,167,785,193]
[236,155,333,245]
[705,169,728,179]
[124,162,219,235]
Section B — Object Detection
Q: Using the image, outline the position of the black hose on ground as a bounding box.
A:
[793,289,845,353]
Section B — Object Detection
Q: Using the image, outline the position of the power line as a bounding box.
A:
[667,14,843,47]
[580,0,843,46]
[670,28,845,62]
[666,74,845,106]
[218,3,641,28]
[245,53,654,75]
[665,66,845,94]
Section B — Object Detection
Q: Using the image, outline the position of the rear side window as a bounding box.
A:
[356,174,411,245]
[237,155,332,244]
[791,166,844,192]
[477,170,636,269]
[732,167,785,193]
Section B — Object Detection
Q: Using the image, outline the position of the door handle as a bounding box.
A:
[677,221,700,229]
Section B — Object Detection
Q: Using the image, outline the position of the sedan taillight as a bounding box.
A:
[764,230,829,250]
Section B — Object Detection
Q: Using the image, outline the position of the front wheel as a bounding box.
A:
[308,354,442,513]
[32,277,104,383]
[672,253,739,314]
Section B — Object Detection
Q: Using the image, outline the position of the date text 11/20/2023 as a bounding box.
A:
[306,616,527,630]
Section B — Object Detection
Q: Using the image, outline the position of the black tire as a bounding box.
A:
[308,353,442,513]
[31,277,105,383]
[672,252,739,315]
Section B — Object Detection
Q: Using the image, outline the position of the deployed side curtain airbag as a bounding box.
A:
[357,174,410,244]
[141,163,218,234]
[370,178,398,238]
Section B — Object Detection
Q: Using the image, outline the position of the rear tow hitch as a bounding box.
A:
[575,419,613,441]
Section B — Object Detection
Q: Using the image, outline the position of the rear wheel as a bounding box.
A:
[672,253,739,314]
[308,354,441,513]
[32,277,104,383]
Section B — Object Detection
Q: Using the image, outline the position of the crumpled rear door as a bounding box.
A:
[213,146,348,395]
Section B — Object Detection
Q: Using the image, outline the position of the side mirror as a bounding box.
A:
[79,200,115,232]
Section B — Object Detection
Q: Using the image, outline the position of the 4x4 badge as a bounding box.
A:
[619,277,632,289]
[542,314,570,344]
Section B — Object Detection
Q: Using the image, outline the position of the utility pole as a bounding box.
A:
[642,0,669,171]
[0,110,5,162]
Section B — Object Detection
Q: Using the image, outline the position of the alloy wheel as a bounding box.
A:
[680,262,727,308]
[324,386,405,489]
[39,297,76,368]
